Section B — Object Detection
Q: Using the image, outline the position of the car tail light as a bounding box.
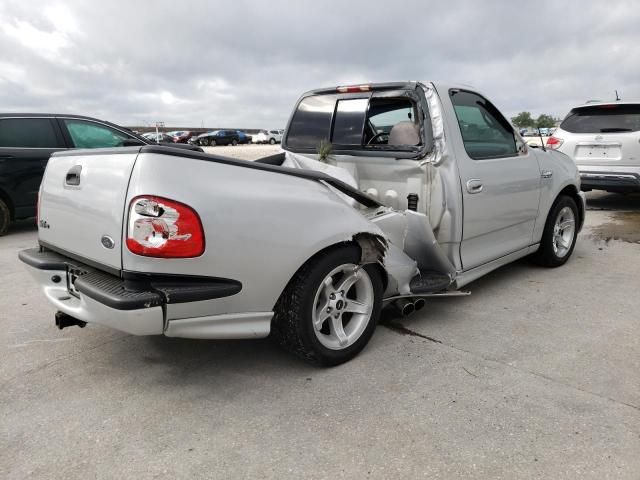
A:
[546,136,563,150]
[126,196,205,258]
[337,84,371,93]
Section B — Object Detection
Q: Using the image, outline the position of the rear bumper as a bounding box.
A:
[18,247,259,337]
[578,166,640,192]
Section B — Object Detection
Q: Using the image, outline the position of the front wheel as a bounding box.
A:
[533,195,578,267]
[269,138,276,145]
[271,245,383,366]
[232,139,238,146]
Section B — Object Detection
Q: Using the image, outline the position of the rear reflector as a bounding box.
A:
[337,85,371,93]
[546,136,563,150]
[126,196,205,258]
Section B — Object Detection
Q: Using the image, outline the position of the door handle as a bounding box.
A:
[466,179,483,194]
[541,170,553,178]
[65,165,82,186]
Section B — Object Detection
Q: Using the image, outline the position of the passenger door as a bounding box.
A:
[448,89,542,270]
[0,117,67,218]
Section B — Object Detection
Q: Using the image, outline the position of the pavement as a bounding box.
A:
[1,146,639,479]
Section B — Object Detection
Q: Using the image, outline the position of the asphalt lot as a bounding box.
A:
[1,146,639,479]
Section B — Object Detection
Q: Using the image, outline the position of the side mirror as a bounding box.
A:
[122,138,145,147]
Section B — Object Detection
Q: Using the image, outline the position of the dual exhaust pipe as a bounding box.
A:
[392,297,426,317]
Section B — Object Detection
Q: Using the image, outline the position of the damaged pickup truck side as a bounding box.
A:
[20,82,585,365]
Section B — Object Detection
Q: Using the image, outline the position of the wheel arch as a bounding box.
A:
[273,233,389,310]
[556,184,584,230]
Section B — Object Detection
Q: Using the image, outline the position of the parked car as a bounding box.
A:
[196,130,241,146]
[142,132,176,143]
[167,131,196,143]
[253,129,283,144]
[236,130,252,144]
[547,102,640,193]
[0,114,202,235]
[19,81,584,365]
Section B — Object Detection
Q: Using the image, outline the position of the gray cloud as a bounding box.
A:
[1,0,638,128]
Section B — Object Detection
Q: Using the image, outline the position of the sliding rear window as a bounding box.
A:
[560,104,640,133]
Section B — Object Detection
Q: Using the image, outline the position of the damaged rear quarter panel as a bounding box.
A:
[123,153,387,319]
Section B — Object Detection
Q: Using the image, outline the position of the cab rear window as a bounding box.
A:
[285,93,423,152]
[560,104,640,133]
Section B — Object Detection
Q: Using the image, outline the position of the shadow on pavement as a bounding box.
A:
[585,191,640,211]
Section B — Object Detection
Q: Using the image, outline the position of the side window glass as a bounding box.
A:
[450,90,517,159]
[0,118,60,148]
[64,119,128,148]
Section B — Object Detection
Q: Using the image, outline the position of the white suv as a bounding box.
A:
[548,102,640,193]
[253,129,283,144]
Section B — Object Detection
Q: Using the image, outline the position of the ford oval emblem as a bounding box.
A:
[101,235,115,249]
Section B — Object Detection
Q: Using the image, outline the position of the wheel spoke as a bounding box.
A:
[330,316,348,346]
[314,300,331,330]
[334,268,360,294]
[559,219,574,230]
[343,299,370,315]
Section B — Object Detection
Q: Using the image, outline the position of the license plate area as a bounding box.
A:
[575,144,622,161]
[66,267,88,298]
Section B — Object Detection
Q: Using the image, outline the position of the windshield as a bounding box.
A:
[560,104,640,133]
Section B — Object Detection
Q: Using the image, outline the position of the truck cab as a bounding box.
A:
[281,82,585,281]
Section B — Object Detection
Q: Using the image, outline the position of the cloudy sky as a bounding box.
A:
[1,0,638,128]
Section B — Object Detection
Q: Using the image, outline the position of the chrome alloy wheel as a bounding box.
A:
[552,206,576,258]
[312,263,374,350]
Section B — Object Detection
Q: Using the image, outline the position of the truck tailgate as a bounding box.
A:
[38,148,139,271]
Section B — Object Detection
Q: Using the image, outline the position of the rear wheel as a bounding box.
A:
[232,139,238,146]
[271,245,383,366]
[0,199,9,236]
[533,195,578,267]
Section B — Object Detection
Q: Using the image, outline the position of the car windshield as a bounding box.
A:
[560,104,640,133]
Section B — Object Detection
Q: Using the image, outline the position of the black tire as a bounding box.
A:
[271,245,383,366]
[532,195,579,267]
[232,139,238,146]
[269,138,276,145]
[0,198,9,236]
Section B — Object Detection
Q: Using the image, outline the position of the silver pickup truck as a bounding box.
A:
[20,81,585,365]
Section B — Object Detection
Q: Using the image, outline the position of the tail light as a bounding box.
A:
[546,136,563,150]
[126,196,205,258]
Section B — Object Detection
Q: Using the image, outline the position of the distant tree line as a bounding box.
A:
[511,112,559,129]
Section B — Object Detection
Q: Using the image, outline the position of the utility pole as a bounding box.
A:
[155,121,165,143]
